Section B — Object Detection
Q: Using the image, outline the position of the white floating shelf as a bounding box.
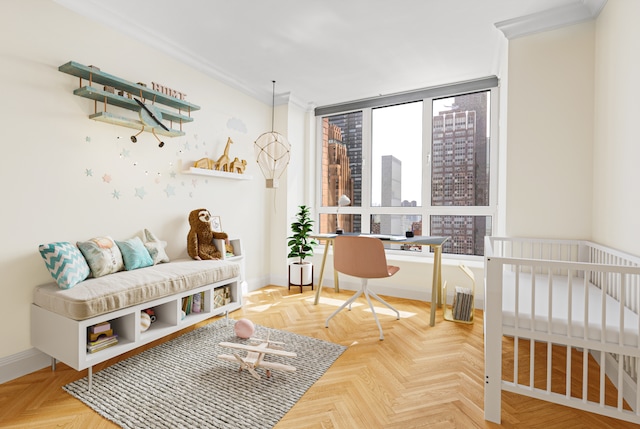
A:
[182,166,253,180]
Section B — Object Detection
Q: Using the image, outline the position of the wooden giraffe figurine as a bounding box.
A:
[214,137,234,172]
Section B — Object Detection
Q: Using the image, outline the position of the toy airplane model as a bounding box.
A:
[218,336,297,379]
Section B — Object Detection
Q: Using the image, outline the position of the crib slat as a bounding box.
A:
[567,271,573,337]
[546,342,552,393]
[514,336,519,385]
[637,368,640,415]
[600,350,606,406]
[584,275,589,342]
[514,266,520,385]
[620,274,626,346]
[530,338,535,389]
[515,266,520,329]
[601,276,607,343]
[543,267,552,395]
[566,345,572,399]
[582,348,589,402]
[547,269,553,334]
[619,351,625,410]
[530,268,535,333]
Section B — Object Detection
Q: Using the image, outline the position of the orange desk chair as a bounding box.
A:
[325,235,401,340]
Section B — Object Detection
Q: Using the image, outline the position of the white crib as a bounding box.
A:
[484,236,640,424]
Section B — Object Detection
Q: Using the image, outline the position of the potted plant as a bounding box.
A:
[287,205,318,289]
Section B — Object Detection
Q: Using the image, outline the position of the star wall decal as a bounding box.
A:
[191,179,198,187]
[85,136,91,143]
[85,168,93,177]
[164,184,176,197]
[112,189,121,199]
[102,174,112,183]
[135,187,147,199]
[120,149,130,158]
[170,171,177,178]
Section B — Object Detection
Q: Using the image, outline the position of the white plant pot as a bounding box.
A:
[289,262,313,286]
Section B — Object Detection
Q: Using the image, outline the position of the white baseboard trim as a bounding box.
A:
[269,275,486,310]
[0,348,51,384]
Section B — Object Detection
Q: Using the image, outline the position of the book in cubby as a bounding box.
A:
[182,292,205,316]
[87,321,118,353]
[214,285,231,308]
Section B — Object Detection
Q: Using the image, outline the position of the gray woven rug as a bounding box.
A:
[64,319,346,429]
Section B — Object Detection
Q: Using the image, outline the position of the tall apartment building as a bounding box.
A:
[321,118,354,234]
[378,155,402,234]
[327,112,362,232]
[430,92,489,255]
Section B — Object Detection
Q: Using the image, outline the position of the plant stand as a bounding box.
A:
[288,264,314,293]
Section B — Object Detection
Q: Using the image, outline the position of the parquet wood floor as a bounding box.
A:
[0,286,637,428]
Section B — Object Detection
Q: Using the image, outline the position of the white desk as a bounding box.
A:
[311,234,449,327]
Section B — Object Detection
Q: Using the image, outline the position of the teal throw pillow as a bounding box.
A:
[39,242,90,289]
[116,236,154,270]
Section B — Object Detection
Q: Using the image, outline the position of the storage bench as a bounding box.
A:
[31,259,241,388]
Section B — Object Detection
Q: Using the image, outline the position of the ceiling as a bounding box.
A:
[54,0,604,109]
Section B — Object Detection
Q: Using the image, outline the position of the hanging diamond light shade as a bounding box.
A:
[254,81,291,188]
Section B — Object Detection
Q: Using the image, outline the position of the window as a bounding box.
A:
[316,83,497,257]
[371,102,423,208]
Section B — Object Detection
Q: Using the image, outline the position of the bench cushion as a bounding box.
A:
[33,259,239,320]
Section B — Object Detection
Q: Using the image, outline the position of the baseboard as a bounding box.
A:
[0,347,51,384]
[269,275,486,310]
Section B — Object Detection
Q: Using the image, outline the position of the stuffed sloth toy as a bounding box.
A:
[187,208,228,260]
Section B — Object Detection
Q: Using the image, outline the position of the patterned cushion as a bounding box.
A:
[39,242,91,289]
[116,236,154,270]
[77,236,124,278]
[142,228,170,265]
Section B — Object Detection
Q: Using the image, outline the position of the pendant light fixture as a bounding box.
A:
[254,81,291,188]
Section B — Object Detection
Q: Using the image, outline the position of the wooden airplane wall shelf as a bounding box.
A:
[59,61,200,141]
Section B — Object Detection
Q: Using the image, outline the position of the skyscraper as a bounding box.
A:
[321,118,354,234]
[430,92,489,255]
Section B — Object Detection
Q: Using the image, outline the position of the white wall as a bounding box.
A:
[592,0,640,255]
[504,22,595,239]
[0,0,273,360]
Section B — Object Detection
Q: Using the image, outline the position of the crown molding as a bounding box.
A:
[274,92,315,112]
[495,0,607,40]
[53,0,285,106]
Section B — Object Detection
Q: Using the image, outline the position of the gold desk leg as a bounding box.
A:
[429,245,442,327]
[313,240,331,305]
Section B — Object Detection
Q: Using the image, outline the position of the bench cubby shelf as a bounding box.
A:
[31,277,241,381]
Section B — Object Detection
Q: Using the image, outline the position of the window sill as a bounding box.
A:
[314,245,484,269]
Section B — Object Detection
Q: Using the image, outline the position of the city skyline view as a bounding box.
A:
[320,90,491,255]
